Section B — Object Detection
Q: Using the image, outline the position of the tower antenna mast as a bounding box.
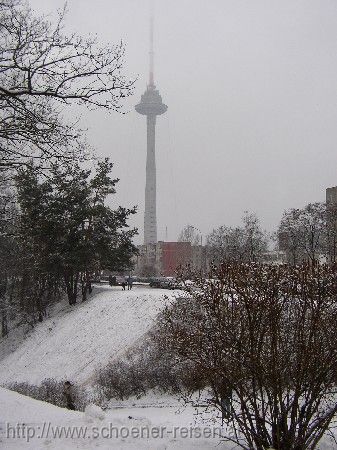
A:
[149,0,154,86]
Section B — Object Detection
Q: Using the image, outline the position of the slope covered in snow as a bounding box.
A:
[0,285,172,385]
[0,387,229,449]
[1,286,335,450]
[2,387,335,450]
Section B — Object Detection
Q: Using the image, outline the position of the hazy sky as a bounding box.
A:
[29,0,337,243]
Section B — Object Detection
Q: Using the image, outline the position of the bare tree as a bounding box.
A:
[0,0,135,170]
[326,202,337,264]
[159,262,337,449]
[242,211,268,261]
[278,208,304,265]
[0,174,20,336]
[206,212,268,264]
[178,224,201,246]
[278,203,326,264]
[206,225,246,263]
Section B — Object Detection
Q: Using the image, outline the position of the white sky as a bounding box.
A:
[28,0,337,243]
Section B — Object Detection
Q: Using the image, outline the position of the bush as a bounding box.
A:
[158,262,337,450]
[96,359,146,401]
[6,378,87,411]
[95,334,208,402]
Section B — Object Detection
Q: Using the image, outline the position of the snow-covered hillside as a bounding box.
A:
[2,387,335,450]
[0,285,172,385]
[0,387,228,449]
[1,285,335,450]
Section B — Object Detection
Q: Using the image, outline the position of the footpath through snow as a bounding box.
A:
[0,285,173,385]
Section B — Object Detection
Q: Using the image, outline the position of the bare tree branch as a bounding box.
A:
[0,0,135,170]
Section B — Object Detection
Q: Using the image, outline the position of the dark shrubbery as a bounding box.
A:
[95,335,208,402]
[96,359,146,401]
[157,262,337,450]
[96,262,337,449]
[6,378,87,411]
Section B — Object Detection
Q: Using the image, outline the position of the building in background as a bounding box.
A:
[326,186,337,204]
[134,241,208,277]
[326,186,337,263]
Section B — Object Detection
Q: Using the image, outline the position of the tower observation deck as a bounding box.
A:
[135,13,167,245]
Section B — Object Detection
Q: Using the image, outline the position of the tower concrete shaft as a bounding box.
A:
[136,87,167,244]
[135,10,167,245]
[144,114,157,244]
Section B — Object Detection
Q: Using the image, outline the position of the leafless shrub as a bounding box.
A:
[157,262,337,450]
[6,378,87,411]
[95,334,207,402]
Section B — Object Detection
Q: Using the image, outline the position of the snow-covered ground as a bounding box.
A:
[0,285,336,449]
[2,387,335,449]
[0,387,232,449]
[0,285,175,385]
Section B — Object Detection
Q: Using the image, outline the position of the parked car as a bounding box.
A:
[148,277,189,290]
[149,277,166,288]
[168,279,184,290]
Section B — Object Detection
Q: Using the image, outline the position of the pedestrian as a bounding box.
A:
[63,381,75,410]
[220,384,232,425]
[127,276,133,290]
[121,279,126,290]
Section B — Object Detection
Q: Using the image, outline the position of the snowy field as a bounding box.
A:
[1,388,335,450]
[0,285,336,449]
[0,285,175,385]
[0,387,232,449]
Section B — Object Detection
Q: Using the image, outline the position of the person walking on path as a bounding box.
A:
[121,278,126,290]
[127,276,133,290]
[63,381,75,410]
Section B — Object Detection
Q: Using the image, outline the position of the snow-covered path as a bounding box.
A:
[0,285,172,385]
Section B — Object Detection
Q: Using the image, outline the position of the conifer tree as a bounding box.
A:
[15,158,137,306]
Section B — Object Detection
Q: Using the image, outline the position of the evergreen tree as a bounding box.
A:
[15,158,137,305]
[0,176,18,336]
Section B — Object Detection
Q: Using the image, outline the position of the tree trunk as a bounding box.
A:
[81,271,92,302]
[81,276,87,302]
[64,270,79,305]
[1,310,8,338]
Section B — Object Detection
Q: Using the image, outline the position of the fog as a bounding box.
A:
[29,0,337,243]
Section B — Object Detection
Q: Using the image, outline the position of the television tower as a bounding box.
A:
[135,10,167,245]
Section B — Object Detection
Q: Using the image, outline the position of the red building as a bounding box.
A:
[134,241,207,277]
[157,241,192,276]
